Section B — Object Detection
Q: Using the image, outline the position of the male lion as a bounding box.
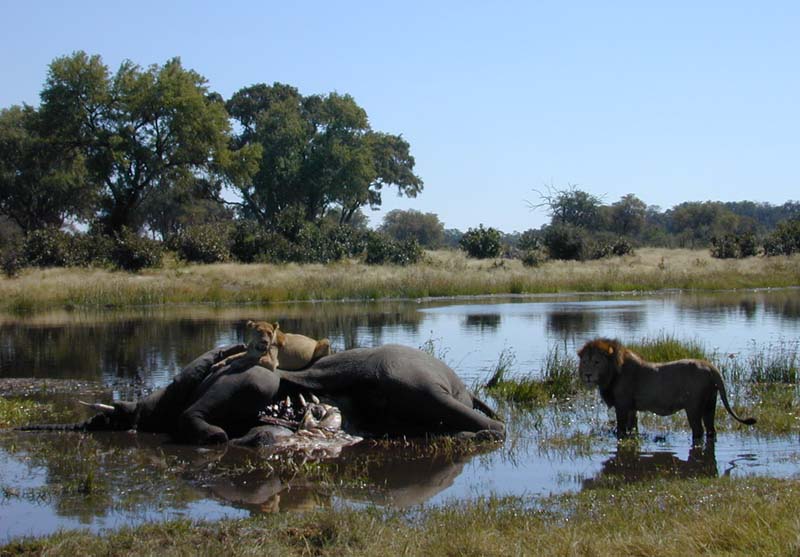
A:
[578,338,756,443]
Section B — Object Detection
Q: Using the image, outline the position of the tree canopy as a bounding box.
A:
[379,209,444,248]
[38,51,259,234]
[227,83,422,227]
[0,104,91,232]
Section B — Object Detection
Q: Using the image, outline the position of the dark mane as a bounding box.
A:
[578,337,644,408]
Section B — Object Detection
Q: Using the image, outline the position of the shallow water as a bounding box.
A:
[1,289,799,541]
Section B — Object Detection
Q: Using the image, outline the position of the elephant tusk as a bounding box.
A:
[311,394,320,404]
[78,400,115,413]
[298,394,307,408]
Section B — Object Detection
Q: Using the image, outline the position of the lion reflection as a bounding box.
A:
[582,442,718,490]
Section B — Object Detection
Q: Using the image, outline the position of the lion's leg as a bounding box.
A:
[615,406,635,439]
[686,407,705,445]
[702,391,718,439]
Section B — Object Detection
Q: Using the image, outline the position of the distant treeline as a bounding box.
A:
[1,53,799,273]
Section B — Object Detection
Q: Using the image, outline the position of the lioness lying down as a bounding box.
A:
[212,320,281,371]
[578,338,756,443]
[212,320,332,372]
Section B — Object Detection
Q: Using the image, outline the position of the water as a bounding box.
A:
[1,289,799,541]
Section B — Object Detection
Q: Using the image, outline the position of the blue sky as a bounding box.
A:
[2,1,798,232]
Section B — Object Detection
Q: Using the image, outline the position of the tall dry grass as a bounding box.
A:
[1,248,798,314]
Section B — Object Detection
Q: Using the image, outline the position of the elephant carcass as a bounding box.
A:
[275,344,505,438]
[19,344,503,444]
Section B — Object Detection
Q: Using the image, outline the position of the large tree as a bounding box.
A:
[226,83,422,226]
[38,52,258,234]
[0,104,92,232]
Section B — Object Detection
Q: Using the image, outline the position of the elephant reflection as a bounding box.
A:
[582,441,718,490]
[205,443,494,512]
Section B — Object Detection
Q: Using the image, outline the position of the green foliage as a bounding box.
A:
[38,51,258,235]
[485,346,579,406]
[227,83,422,228]
[110,228,163,271]
[542,223,587,260]
[365,233,423,265]
[0,105,92,232]
[710,233,759,259]
[379,209,444,248]
[170,223,232,264]
[609,194,647,236]
[763,219,800,256]
[531,184,602,228]
[627,334,708,362]
[20,228,80,267]
[521,249,548,267]
[459,224,502,259]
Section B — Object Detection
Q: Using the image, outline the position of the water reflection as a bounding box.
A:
[3,290,800,388]
[464,314,502,332]
[581,442,719,490]
[0,428,493,539]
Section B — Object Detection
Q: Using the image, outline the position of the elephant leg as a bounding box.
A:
[177,408,228,445]
[424,392,505,434]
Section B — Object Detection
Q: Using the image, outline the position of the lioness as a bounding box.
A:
[213,321,332,372]
[277,332,331,371]
[578,338,756,443]
[212,320,281,372]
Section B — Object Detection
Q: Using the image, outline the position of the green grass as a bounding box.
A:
[3,477,799,556]
[627,332,709,361]
[484,346,580,406]
[0,397,70,428]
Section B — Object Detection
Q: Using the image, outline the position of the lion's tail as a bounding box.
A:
[714,371,757,426]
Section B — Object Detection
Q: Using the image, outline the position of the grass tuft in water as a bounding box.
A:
[626,332,709,362]
[485,346,579,406]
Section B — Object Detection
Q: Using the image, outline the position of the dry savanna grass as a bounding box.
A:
[2,248,799,314]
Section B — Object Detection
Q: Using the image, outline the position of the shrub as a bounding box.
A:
[521,249,548,267]
[542,223,587,261]
[110,228,163,271]
[365,233,423,265]
[21,228,80,267]
[763,219,800,256]
[72,232,114,267]
[1,238,24,276]
[711,233,759,259]
[170,224,232,264]
[518,229,545,252]
[230,220,268,263]
[459,225,502,259]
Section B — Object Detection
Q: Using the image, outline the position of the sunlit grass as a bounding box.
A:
[0,398,68,428]
[484,346,580,406]
[627,332,709,362]
[2,248,799,314]
[4,477,799,556]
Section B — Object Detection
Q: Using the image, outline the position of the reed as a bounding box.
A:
[485,345,580,406]
[626,332,709,362]
[2,248,799,314]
